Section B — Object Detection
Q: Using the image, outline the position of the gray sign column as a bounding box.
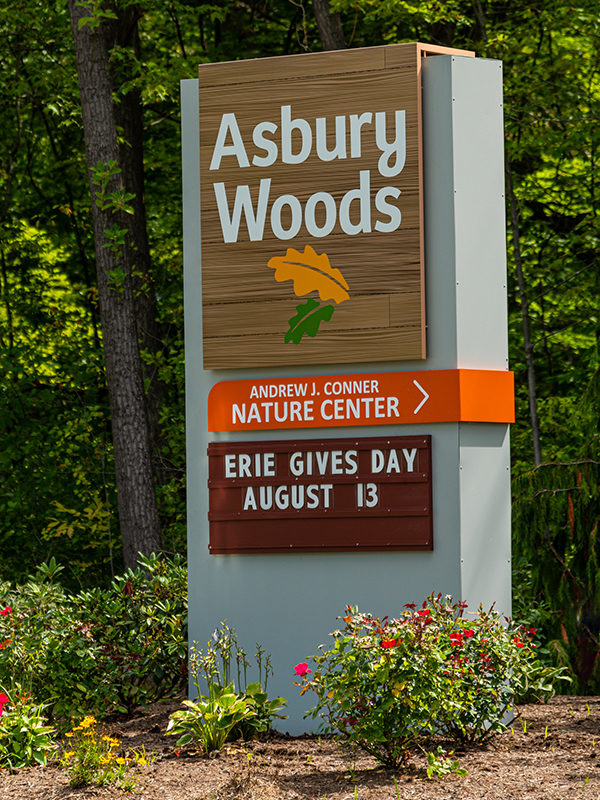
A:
[182,53,510,733]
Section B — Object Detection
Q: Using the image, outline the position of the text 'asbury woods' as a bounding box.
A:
[208,105,407,243]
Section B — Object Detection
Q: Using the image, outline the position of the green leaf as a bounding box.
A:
[284,299,335,344]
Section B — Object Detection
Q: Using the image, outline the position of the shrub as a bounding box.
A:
[0,553,187,720]
[296,595,570,768]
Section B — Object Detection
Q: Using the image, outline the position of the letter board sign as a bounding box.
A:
[198,44,426,369]
[207,435,432,553]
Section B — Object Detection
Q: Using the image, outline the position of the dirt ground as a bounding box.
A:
[0,695,599,800]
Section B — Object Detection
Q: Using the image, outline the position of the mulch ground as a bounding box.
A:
[0,695,598,799]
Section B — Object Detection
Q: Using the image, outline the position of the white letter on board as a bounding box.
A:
[281,105,312,165]
[339,170,372,235]
[213,179,271,243]
[252,120,278,167]
[349,112,373,158]
[402,448,418,472]
[210,113,250,170]
[315,115,347,161]
[375,110,406,177]
[374,187,402,232]
[243,487,257,510]
[371,449,384,473]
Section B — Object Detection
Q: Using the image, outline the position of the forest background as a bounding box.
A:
[0,0,598,690]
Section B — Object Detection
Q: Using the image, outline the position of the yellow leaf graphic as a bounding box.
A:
[267,245,350,304]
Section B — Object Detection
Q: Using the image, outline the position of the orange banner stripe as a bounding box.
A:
[207,369,514,432]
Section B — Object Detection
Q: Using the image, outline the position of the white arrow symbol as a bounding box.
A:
[413,380,430,414]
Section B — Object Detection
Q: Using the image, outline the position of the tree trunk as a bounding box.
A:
[68,1,162,567]
[104,5,167,485]
[506,158,542,466]
[313,0,346,50]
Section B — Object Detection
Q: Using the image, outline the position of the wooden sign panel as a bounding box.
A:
[207,436,432,553]
[199,44,428,369]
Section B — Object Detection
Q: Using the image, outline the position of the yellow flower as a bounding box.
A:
[137,758,147,766]
[65,732,74,738]
[102,736,120,747]
[79,716,97,728]
[82,730,95,736]
[63,751,75,760]
[116,757,127,765]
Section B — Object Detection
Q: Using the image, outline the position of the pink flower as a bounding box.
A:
[0,607,11,616]
[0,693,9,717]
[294,662,312,677]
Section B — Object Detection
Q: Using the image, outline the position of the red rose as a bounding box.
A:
[294,662,312,677]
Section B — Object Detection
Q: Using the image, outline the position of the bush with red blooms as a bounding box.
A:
[296,594,569,768]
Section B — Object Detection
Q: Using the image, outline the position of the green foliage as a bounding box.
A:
[237,681,287,739]
[191,621,274,694]
[426,746,468,780]
[0,554,187,720]
[512,411,600,693]
[76,1,118,32]
[0,688,55,771]
[0,220,119,587]
[297,596,569,769]
[91,160,135,215]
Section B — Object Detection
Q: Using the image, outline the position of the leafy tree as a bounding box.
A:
[0,0,310,584]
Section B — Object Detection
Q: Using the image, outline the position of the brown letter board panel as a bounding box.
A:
[198,44,426,368]
[208,436,432,553]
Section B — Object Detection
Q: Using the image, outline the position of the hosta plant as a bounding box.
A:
[168,624,286,752]
[166,682,250,751]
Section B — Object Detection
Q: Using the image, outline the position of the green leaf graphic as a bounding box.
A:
[285,298,335,344]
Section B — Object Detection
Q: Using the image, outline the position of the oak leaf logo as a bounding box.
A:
[267,245,350,344]
[285,298,335,344]
[268,245,349,303]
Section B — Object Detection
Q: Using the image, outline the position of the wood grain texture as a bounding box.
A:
[198,43,428,368]
[203,327,423,369]
[198,46,388,88]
